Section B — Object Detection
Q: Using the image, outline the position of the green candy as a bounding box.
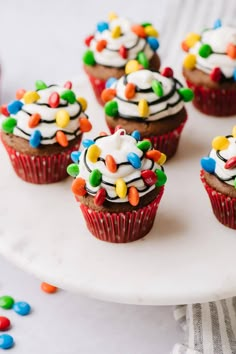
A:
[60,90,76,103]
[104,101,118,117]
[178,88,194,102]
[67,163,79,177]
[83,50,96,66]
[136,140,152,152]
[152,80,163,97]
[35,80,47,90]
[2,117,17,134]
[155,169,167,187]
[0,295,14,309]
[198,44,212,58]
[234,177,236,189]
[141,22,152,27]
[137,51,149,69]
[89,169,102,187]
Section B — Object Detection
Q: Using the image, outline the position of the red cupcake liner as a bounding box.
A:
[186,79,236,116]
[1,137,82,184]
[108,117,187,160]
[79,187,164,243]
[200,170,236,229]
[84,71,106,106]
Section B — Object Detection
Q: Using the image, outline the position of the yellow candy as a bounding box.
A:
[183,54,196,70]
[232,126,236,137]
[212,136,230,151]
[185,32,201,48]
[23,91,40,104]
[77,97,87,112]
[138,99,149,117]
[144,26,159,37]
[56,109,70,128]
[111,25,121,38]
[87,144,101,163]
[115,178,127,199]
[158,153,167,166]
[125,60,140,74]
[108,11,118,21]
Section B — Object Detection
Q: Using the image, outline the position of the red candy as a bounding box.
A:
[210,67,222,82]
[161,67,173,78]
[141,170,157,186]
[225,157,236,169]
[64,81,72,89]
[1,104,9,117]
[84,35,94,47]
[0,316,11,331]
[119,45,128,59]
[94,188,106,206]
[48,92,60,108]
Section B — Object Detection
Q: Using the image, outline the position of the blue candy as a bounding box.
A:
[200,157,216,173]
[13,301,31,316]
[147,37,159,51]
[71,151,81,163]
[0,334,14,349]
[127,152,141,169]
[233,68,236,82]
[29,130,41,148]
[82,139,95,148]
[7,100,23,114]
[105,77,117,88]
[213,19,222,29]
[97,21,109,32]
[131,130,141,141]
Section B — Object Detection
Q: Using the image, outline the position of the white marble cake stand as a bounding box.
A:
[1,78,236,306]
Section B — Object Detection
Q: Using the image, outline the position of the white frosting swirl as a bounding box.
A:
[111,70,184,121]
[190,26,236,78]
[89,17,154,68]
[12,85,86,145]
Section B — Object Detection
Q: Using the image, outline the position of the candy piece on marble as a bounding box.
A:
[0,334,14,349]
[2,117,17,134]
[89,169,102,187]
[125,60,140,74]
[56,110,70,128]
[125,83,136,99]
[200,157,216,173]
[101,88,117,103]
[225,157,236,170]
[84,35,94,47]
[183,54,196,69]
[30,130,41,148]
[147,37,159,51]
[64,81,72,89]
[108,12,117,21]
[97,21,109,32]
[83,50,96,66]
[144,25,158,37]
[7,100,23,114]
[0,317,10,331]
[48,92,60,108]
[77,97,87,111]
[158,153,167,165]
[0,296,14,310]
[131,130,141,141]
[23,91,40,104]
[141,170,157,186]
[137,51,149,69]
[198,44,212,58]
[35,80,47,90]
[105,154,117,172]
[111,25,121,38]
[96,39,107,52]
[79,117,92,132]
[127,152,141,169]
[28,113,41,128]
[161,67,173,77]
[115,178,127,198]
[136,140,151,152]
[16,88,26,100]
[185,33,201,47]
[71,151,81,163]
[41,282,58,294]
[131,24,146,38]
[13,301,31,316]
[94,188,106,206]
[71,177,87,196]
[104,100,118,116]
[82,139,95,148]
[213,19,222,29]
[60,90,76,104]
[178,88,194,102]
[227,43,236,59]
[152,80,163,97]
[146,149,162,162]
[105,77,117,88]
[128,186,139,206]
[1,104,9,117]
[67,163,80,177]
[155,169,167,187]
[87,144,101,163]
[210,67,222,82]
[119,45,128,59]
[138,99,149,117]
[56,131,68,147]
[212,136,229,150]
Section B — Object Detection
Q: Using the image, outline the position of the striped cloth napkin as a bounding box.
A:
[172,299,236,354]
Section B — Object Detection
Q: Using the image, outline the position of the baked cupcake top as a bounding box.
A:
[102,64,193,121]
[182,19,236,82]
[83,13,159,69]
[67,128,167,206]
[1,81,92,148]
[201,126,236,187]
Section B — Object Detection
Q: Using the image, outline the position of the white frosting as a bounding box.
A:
[190,26,236,78]
[78,130,164,203]
[111,70,184,121]
[90,17,154,68]
[12,85,86,145]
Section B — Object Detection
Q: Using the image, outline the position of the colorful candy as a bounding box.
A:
[210,67,222,82]
[101,88,117,103]
[152,80,163,97]
[97,21,109,33]
[105,154,117,172]
[28,113,41,128]
[185,32,201,48]
[124,83,136,99]
[233,68,236,82]
[84,35,94,47]
[178,88,194,102]
[56,110,70,128]
[23,91,40,104]
[56,131,68,147]
[41,282,58,294]
[138,99,149,117]
[60,90,76,104]
[83,50,96,66]
[35,80,47,90]
[137,51,149,69]
[77,97,87,111]
[131,24,146,38]
[119,45,128,59]
[15,89,26,100]
[94,188,107,206]
[128,186,139,206]
[146,149,161,162]
[127,152,141,169]
[125,60,140,74]
[48,92,60,108]
[71,151,81,163]
[71,177,87,196]
[7,100,23,115]
[225,157,236,170]
[96,39,107,52]
[1,105,9,117]
[198,44,212,58]
[105,77,117,88]
[183,54,196,70]
[0,296,14,310]
[0,334,14,349]
[136,140,151,152]
[147,37,159,51]
[79,117,92,132]
[131,130,141,141]
[227,43,236,59]
[141,170,157,186]
[212,136,229,150]
[115,178,127,198]
[29,130,41,148]
[67,163,80,177]
[108,12,117,21]
[201,157,216,173]
[87,144,101,163]
[82,139,95,148]
[0,317,10,331]
[161,67,173,78]
[13,301,31,316]
[89,169,102,187]
[155,169,167,187]
[111,25,121,38]
[2,118,17,134]
[213,19,222,29]
[104,101,118,116]
[64,81,72,89]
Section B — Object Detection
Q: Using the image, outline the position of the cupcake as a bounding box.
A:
[182,19,236,116]
[200,126,236,229]
[67,128,167,243]
[101,65,193,160]
[1,80,92,184]
[83,13,160,105]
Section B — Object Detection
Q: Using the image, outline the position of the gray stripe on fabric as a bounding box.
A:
[221,300,236,354]
[209,302,223,354]
[193,304,203,352]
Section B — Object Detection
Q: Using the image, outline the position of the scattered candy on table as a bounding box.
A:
[13,301,31,316]
[41,282,58,294]
[0,296,14,310]
[0,317,11,331]
[0,334,14,349]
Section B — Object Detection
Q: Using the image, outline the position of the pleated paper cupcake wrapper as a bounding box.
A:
[85,72,106,106]
[2,140,81,184]
[108,117,187,160]
[79,187,164,243]
[186,79,236,116]
[200,170,236,229]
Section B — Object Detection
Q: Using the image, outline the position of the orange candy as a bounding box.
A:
[101,88,116,103]
[227,43,236,59]
[16,88,26,100]
[181,40,189,52]
[96,39,107,52]
[131,24,146,38]
[146,149,162,162]
[128,186,139,206]
[125,83,136,99]
[28,113,41,128]
[105,154,117,173]
[71,177,87,196]
[79,117,92,133]
[41,282,58,294]
[56,131,68,147]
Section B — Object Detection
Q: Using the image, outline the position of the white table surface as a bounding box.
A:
[0,0,235,353]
